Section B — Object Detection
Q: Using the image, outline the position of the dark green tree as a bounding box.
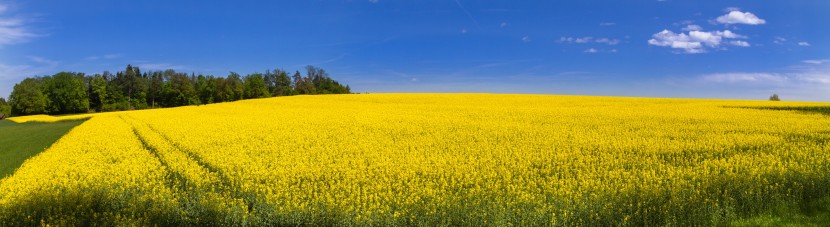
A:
[196,75,216,105]
[243,73,269,99]
[0,97,11,117]
[147,71,164,108]
[43,72,89,114]
[9,77,49,115]
[163,72,199,107]
[226,72,244,101]
[88,74,108,112]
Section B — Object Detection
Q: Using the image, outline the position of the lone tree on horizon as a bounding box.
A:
[769,94,780,101]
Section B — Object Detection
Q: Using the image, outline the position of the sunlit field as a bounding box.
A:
[2,94,829,226]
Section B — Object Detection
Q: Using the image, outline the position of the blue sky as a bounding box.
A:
[1,0,828,101]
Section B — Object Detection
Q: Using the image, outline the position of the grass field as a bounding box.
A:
[1,94,829,226]
[0,119,87,177]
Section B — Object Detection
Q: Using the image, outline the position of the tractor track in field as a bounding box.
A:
[119,114,263,215]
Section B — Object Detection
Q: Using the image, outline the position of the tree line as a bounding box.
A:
[1,65,351,117]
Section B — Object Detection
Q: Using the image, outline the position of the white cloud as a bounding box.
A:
[724,7,741,12]
[715,30,746,39]
[500,22,508,28]
[688,31,722,47]
[595,38,620,45]
[773,37,786,44]
[461,28,467,34]
[648,29,748,53]
[521,36,531,42]
[798,42,810,46]
[701,72,786,83]
[648,30,705,53]
[682,24,703,31]
[697,61,830,101]
[716,11,766,25]
[368,0,379,3]
[575,37,592,43]
[584,48,598,53]
[0,5,37,47]
[27,56,59,66]
[729,40,750,47]
[599,22,616,26]
[803,59,829,65]
[559,36,619,45]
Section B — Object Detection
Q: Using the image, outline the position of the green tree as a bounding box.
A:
[89,74,108,112]
[43,72,90,114]
[769,94,781,101]
[147,71,164,108]
[213,77,228,103]
[164,72,199,107]
[9,77,49,115]
[267,69,294,96]
[0,97,11,117]
[226,72,244,101]
[243,73,269,99]
[196,75,215,105]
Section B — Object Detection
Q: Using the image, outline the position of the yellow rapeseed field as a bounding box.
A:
[2,94,829,225]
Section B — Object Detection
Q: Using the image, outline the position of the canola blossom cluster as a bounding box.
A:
[1,94,829,225]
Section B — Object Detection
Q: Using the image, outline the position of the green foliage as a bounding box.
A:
[769,94,780,101]
[0,98,10,117]
[5,64,351,117]
[43,72,90,114]
[243,73,270,99]
[9,77,49,116]
[0,119,87,177]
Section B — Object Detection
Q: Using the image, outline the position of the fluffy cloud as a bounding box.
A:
[584,48,598,53]
[716,11,766,25]
[521,36,531,42]
[798,42,810,46]
[648,29,749,53]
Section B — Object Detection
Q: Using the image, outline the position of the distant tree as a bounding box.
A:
[769,94,781,101]
[9,77,49,115]
[196,75,215,105]
[147,71,164,108]
[0,97,11,117]
[277,70,294,96]
[305,65,350,94]
[293,70,316,94]
[43,72,89,114]
[164,72,199,106]
[3,64,351,116]
[226,72,244,101]
[213,77,228,103]
[243,73,270,99]
[113,64,146,109]
[89,74,108,112]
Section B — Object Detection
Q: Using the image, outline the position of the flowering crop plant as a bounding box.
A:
[2,94,829,226]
